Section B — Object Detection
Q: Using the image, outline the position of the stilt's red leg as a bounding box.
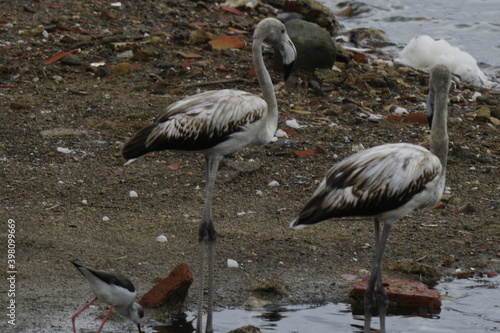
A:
[96,306,114,333]
[72,297,97,333]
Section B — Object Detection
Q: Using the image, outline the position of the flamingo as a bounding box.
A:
[290,64,451,332]
[71,262,143,333]
[121,18,296,333]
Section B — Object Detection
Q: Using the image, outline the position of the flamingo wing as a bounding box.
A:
[122,90,267,159]
[294,143,442,225]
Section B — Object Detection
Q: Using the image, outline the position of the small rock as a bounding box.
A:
[156,235,168,243]
[228,325,262,333]
[139,263,193,308]
[242,296,272,310]
[101,9,116,20]
[9,102,30,110]
[274,129,287,138]
[251,281,288,296]
[490,117,500,126]
[475,106,491,121]
[61,54,82,66]
[394,107,409,115]
[460,202,476,215]
[285,119,301,129]
[56,147,74,154]
[227,259,239,268]
[268,180,280,187]
[111,62,133,74]
[102,216,110,222]
[388,259,441,285]
[117,50,134,59]
[129,190,138,198]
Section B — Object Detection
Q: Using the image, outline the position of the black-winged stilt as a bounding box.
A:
[71,262,144,333]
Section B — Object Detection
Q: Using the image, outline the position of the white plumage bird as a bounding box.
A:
[290,64,451,333]
[71,262,143,333]
[122,18,296,333]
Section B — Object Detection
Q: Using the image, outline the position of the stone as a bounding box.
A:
[242,296,272,310]
[388,259,441,285]
[475,106,491,121]
[460,202,476,215]
[228,325,262,333]
[111,62,133,74]
[274,19,336,72]
[139,263,193,308]
[350,277,441,314]
[61,54,82,66]
[292,0,339,34]
[490,116,500,126]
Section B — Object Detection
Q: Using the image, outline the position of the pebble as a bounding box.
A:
[111,62,133,74]
[56,147,74,154]
[351,144,365,152]
[227,259,239,268]
[61,54,82,66]
[102,216,110,222]
[129,190,138,198]
[394,107,408,115]
[156,235,168,243]
[117,50,134,59]
[460,202,476,215]
[268,180,280,187]
[274,129,287,138]
[285,119,302,129]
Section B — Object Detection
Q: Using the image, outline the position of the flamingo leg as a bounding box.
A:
[364,218,391,333]
[96,305,114,333]
[197,156,220,333]
[72,297,97,333]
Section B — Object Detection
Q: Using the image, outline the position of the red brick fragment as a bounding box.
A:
[139,263,193,308]
[351,277,441,310]
[404,112,428,124]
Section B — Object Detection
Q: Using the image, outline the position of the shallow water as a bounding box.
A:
[149,275,500,333]
[323,0,500,80]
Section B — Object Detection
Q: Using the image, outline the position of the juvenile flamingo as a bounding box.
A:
[290,64,451,332]
[122,18,296,332]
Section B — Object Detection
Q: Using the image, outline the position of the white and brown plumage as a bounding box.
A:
[71,262,143,333]
[122,18,296,333]
[290,64,451,333]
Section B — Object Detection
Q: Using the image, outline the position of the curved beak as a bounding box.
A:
[281,37,296,81]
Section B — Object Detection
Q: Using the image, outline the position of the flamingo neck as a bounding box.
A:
[430,91,449,174]
[252,39,278,127]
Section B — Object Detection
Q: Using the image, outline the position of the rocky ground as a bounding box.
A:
[1,1,499,332]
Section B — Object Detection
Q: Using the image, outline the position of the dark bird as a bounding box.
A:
[71,262,143,333]
[290,64,451,332]
[121,18,296,333]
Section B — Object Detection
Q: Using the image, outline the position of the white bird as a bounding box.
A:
[121,18,296,333]
[290,64,451,333]
[71,262,144,333]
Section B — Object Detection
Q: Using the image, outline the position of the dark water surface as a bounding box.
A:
[149,275,499,332]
